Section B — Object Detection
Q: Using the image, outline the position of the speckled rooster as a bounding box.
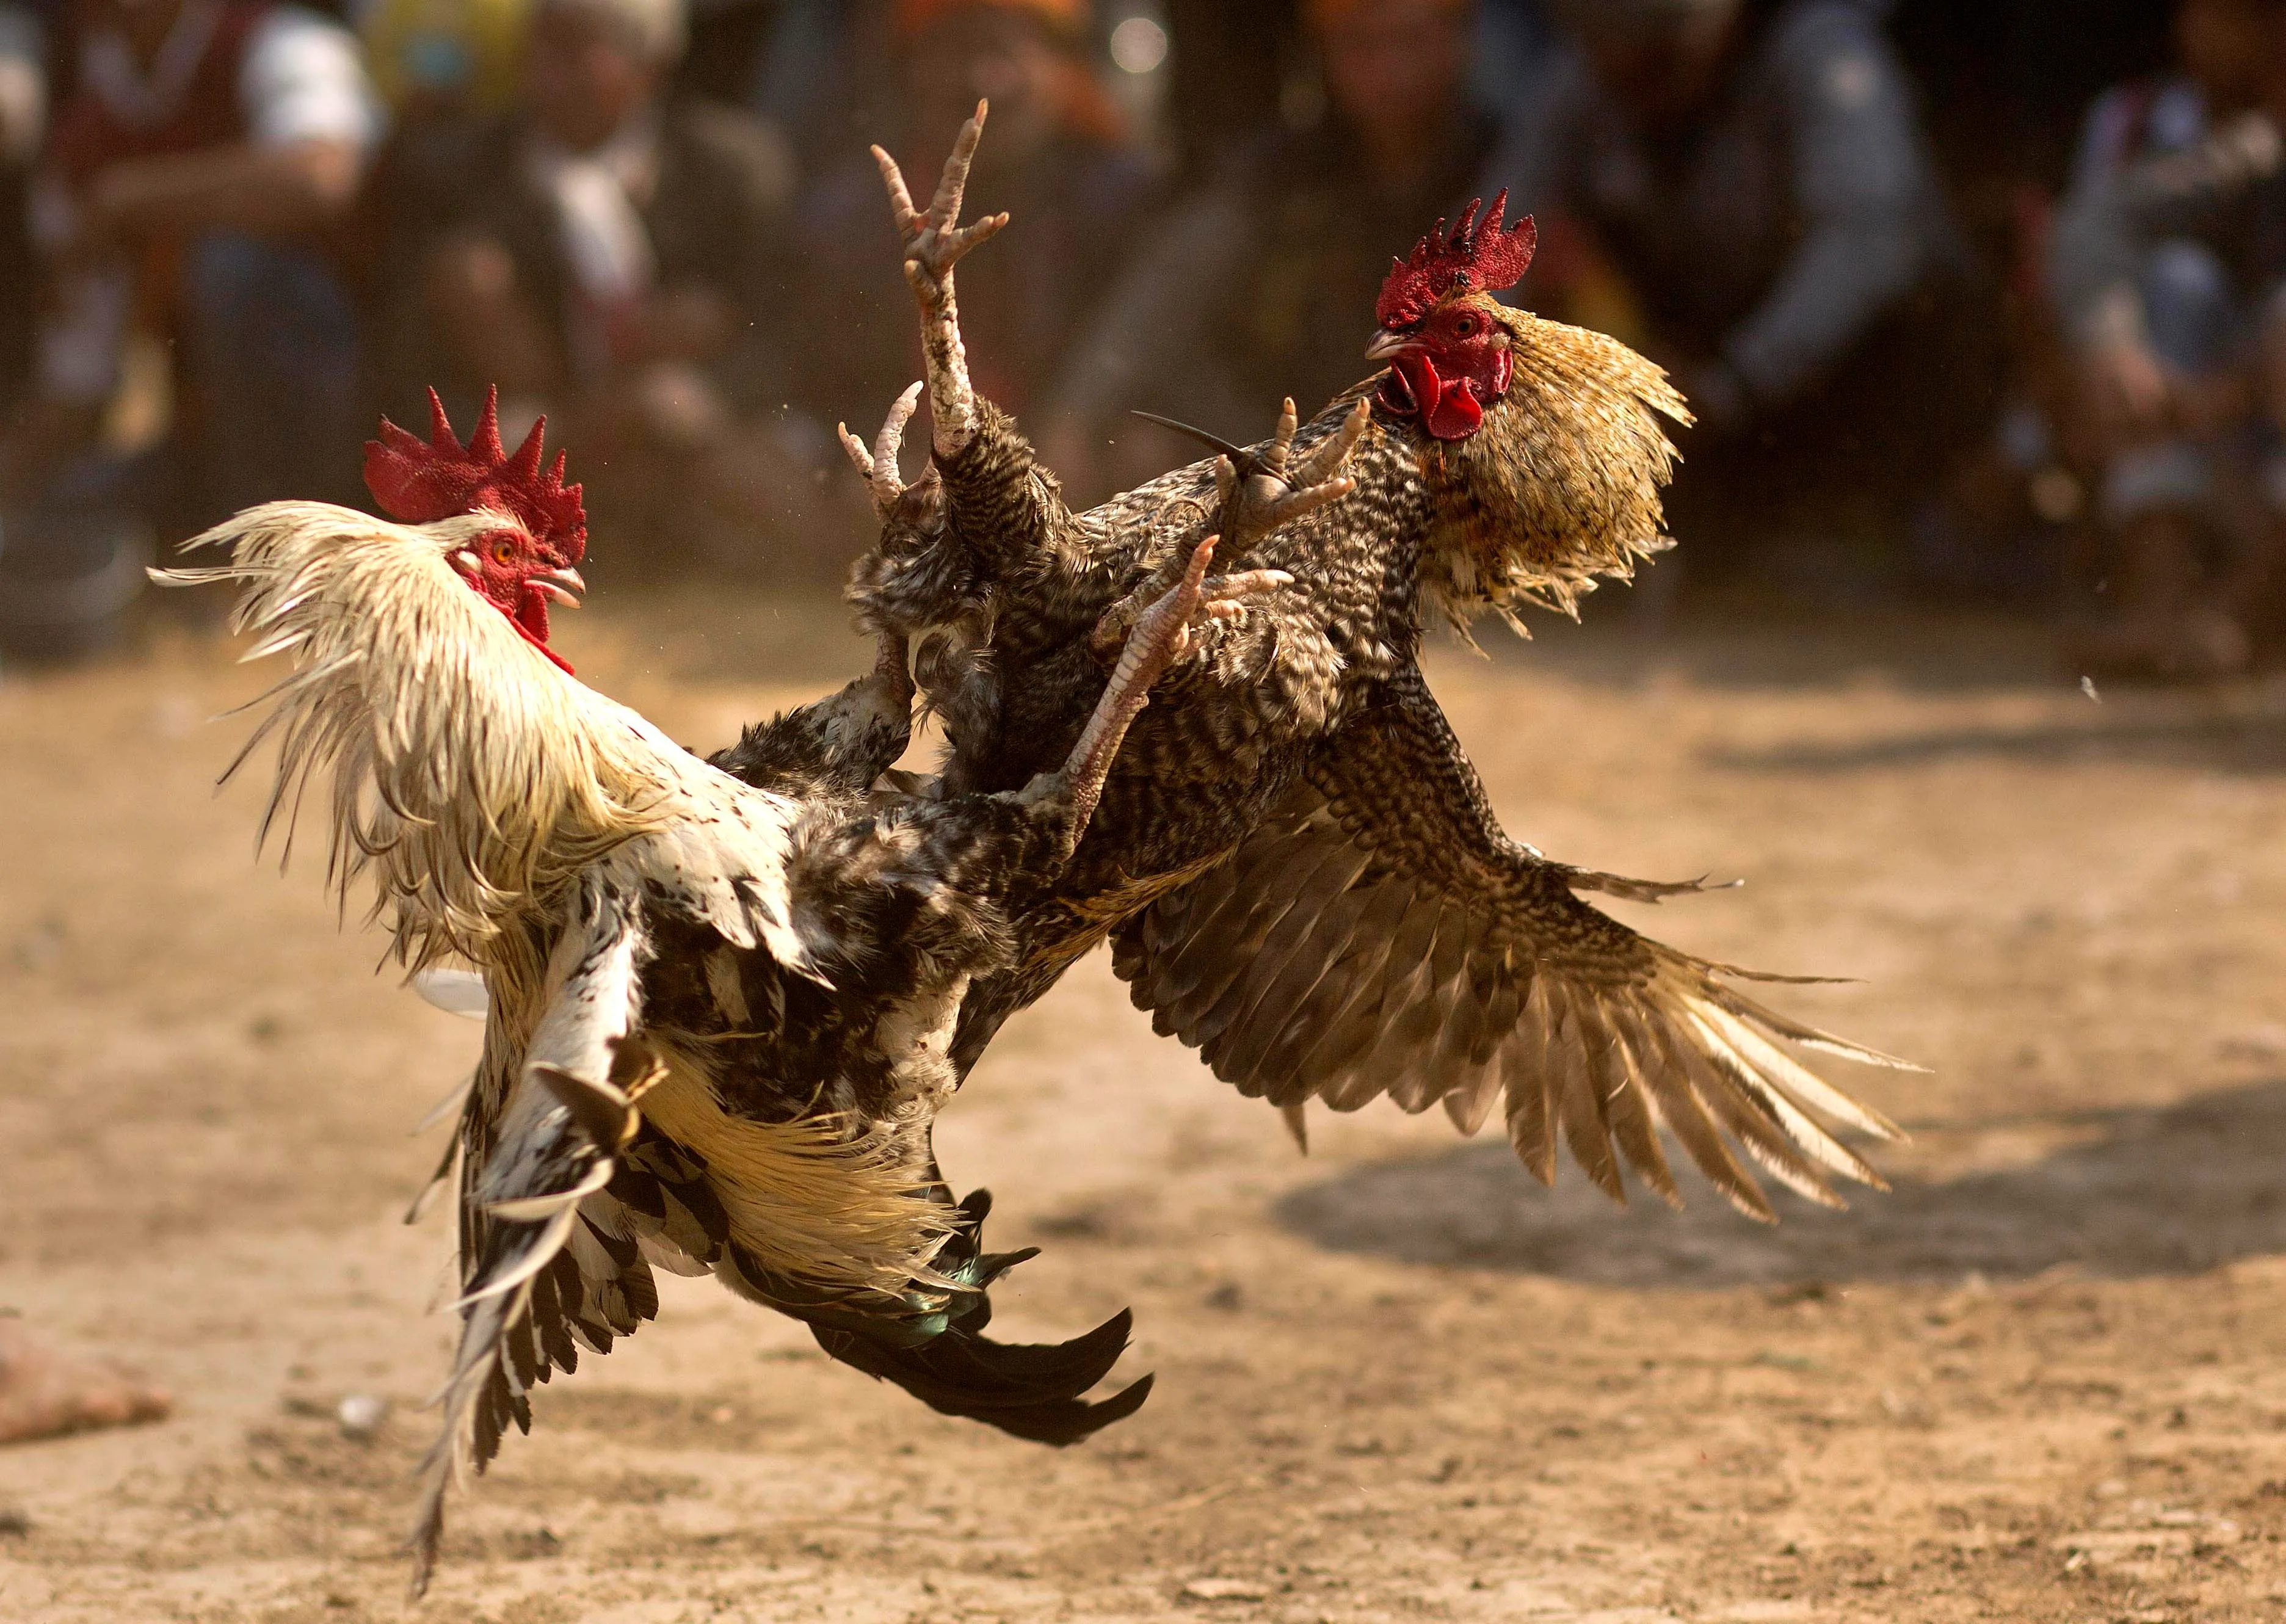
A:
[848,106,1915,1217]
[165,393,1282,1593]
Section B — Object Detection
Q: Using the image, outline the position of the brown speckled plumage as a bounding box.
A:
[849,110,1914,1226]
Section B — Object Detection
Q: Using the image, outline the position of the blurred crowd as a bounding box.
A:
[2,0,2284,681]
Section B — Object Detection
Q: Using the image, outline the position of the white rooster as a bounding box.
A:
[165,393,1288,1592]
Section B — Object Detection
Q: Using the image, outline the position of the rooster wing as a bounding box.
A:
[1111,668,1914,1220]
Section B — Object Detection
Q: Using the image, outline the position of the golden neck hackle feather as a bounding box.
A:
[1423,312,1691,644]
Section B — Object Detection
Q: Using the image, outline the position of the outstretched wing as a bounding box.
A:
[1111,671,1912,1220]
[411,875,664,1597]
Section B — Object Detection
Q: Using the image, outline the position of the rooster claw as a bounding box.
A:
[1089,545,1293,668]
[874,101,1009,296]
[1134,397,1367,548]
[840,382,927,520]
[1215,397,1369,545]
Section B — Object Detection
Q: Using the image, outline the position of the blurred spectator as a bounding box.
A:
[0,2,47,419]
[373,0,806,576]
[747,0,852,173]
[1046,0,1499,499]
[358,0,529,120]
[1889,0,2171,237]
[351,0,531,333]
[1509,0,1988,590]
[2047,0,2286,677]
[0,0,379,658]
[792,0,1152,477]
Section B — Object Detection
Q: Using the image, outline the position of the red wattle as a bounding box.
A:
[1424,379,1484,440]
[1379,349,1504,440]
[1376,353,1444,423]
[512,596,574,673]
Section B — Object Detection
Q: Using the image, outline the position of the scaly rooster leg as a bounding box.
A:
[1088,551,1291,667]
[1045,537,1282,843]
[873,101,1009,461]
[871,628,915,716]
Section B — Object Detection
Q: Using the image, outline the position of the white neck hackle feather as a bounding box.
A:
[167,502,955,1299]
[165,501,807,973]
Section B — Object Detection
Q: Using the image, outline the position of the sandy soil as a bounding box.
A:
[9,591,2286,1623]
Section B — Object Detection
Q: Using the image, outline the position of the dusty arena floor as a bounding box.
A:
[10,589,2286,1622]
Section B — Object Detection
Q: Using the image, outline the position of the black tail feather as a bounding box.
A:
[802,1188,1153,1446]
[811,1318,1154,1445]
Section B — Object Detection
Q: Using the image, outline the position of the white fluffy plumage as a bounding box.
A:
[165,502,962,1595]
[166,501,813,973]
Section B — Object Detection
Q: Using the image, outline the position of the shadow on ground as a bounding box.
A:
[1277,1079,2286,1287]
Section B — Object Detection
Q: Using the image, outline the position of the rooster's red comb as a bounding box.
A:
[363,387,587,564]
[1375,192,1537,330]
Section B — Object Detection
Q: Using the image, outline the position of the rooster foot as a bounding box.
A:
[1216,395,1371,547]
[1053,537,1288,838]
[838,380,927,520]
[871,103,1003,457]
[873,101,1009,305]
[1131,396,1370,552]
[1088,538,1292,667]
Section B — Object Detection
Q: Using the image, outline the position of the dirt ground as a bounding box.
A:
[10,590,2286,1624]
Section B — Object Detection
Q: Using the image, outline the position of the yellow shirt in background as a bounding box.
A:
[359,0,533,115]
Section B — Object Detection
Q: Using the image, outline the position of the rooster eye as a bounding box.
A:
[492,540,517,566]
[1453,316,1478,338]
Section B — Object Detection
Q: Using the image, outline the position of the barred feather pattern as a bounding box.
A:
[1110,669,1914,1222]
[846,297,1905,1208]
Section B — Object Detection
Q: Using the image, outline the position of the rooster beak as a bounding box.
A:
[532,566,586,609]
[1365,328,1421,362]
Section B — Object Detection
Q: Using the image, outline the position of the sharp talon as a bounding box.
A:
[876,382,923,469]
[1210,569,1290,598]
[1189,537,1218,581]
[1295,406,1370,488]
[872,146,920,236]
